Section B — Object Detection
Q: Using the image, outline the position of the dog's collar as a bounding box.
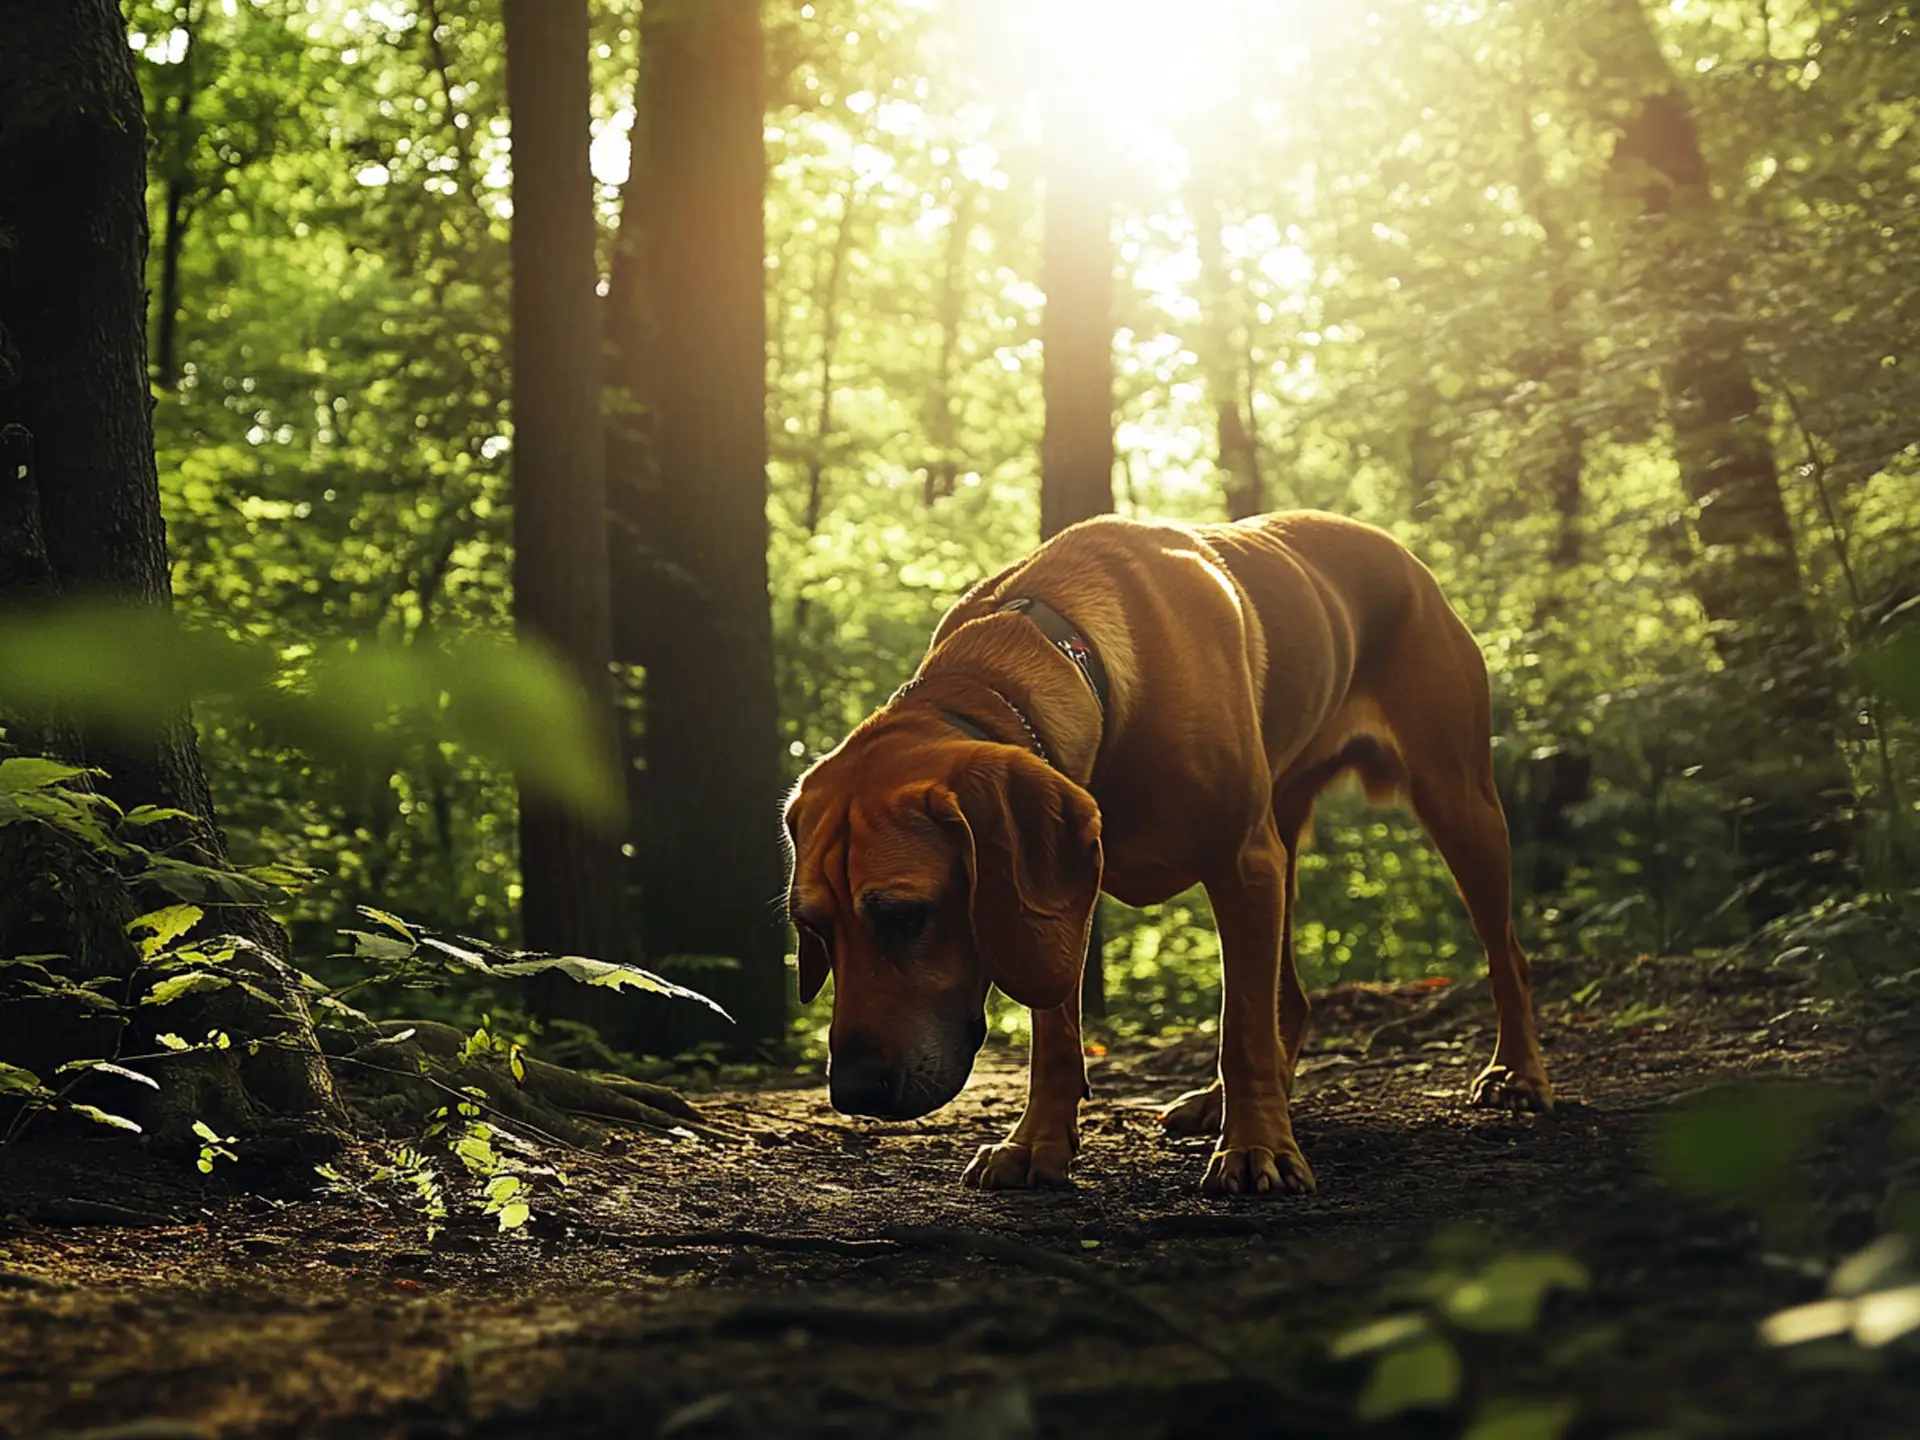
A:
[996,597,1108,719]
[890,677,1053,767]
[888,597,1105,773]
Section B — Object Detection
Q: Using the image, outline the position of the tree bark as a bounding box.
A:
[1039,89,1117,1018]
[150,0,200,388]
[924,173,977,508]
[1586,0,1854,919]
[0,0,340,1144]
[502,1,626,979]
[792,179,861,635]
[620,0,788,1053]
[1511,108,1594,908]
[1190,172,1264,521]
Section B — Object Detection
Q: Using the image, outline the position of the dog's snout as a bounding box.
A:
[828,1049,900,1118]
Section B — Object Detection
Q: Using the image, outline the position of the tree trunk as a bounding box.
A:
[1038,89,1116,1018]
[621,0,788,1054]
[924,174,977,508]
[150,0,200,389]
[604,38,659,999]
[1588,0,1854,920]
[1511,111,1594,908]
[1190,172,1264,521]
[502,1,627,1012]
[792,179,861,636]
[0,0,340,1146]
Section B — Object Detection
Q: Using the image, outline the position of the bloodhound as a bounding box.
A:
[783,512,1550,1197]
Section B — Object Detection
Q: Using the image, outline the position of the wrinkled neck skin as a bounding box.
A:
[909,614,1105,784]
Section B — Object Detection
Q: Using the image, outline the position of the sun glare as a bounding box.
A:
[983,0,1315,164]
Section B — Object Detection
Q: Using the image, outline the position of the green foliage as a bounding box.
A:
[1761,1234,1920,1355]
[333,906,730,1020]
[1649,1080,1842,1205]
[1331,1240,1590,1430]
[121,0,1920,1028]
[0,757,717,1153]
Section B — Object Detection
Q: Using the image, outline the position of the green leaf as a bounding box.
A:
[0,757,95,794]
[0,1061,47,1096]
[484,1174,522,1203]
[508,1044,526,1086]
[1463,1398,1579,1440]
[1650,1081,1839,1202]
[1330,1312,1432,1359]
[143,971,234,1006]
[491,954,733,1020]
[356,906,416,940]
[0,610,618,824]
[338,930,417,963]
[67,1103,142,1133]
[1358,1337,1461,1420]
[129,904,205,957]
[52,1059,160,1090]
[121,805,199,827]
[156,1034,191,1051]
[496,1200,531,1231]
[418,934,494,972]
[239,863,319,891]
[1442,1253,1589,1333]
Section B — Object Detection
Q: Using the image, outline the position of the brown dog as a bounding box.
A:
[783,511,1550,1197]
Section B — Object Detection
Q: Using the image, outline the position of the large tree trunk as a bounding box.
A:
[1038,90,1117,1017]
[0,0,340,1146]
[502,1,627,990]
[619,0,788,1054]
[1587,0,1854,920]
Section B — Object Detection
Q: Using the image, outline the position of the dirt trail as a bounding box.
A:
[1,952,1912,1439]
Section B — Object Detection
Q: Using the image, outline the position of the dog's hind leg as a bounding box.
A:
[1371,615,1552,1112]
[1409,768,1551,1110]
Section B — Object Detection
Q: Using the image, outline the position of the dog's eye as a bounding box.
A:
[866,899,934,950]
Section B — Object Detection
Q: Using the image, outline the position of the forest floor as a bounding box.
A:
[2,948,1916,1439]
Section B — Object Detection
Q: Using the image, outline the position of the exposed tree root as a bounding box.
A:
[317,1018,744,1151]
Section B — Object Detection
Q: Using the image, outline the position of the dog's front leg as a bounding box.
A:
[961,1001,1085,1190]
[1202,834,1316,1198]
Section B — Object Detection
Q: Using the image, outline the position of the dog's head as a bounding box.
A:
[783,715,1103,1120]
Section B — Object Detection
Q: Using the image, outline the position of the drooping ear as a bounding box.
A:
[783,803,832,1004]
[929,755,1103,1011]
[794,914,831,1004]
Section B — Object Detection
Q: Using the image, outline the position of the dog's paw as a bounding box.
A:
[1469,1063,1553,1113]
[961,1138,1075,1191]
[1200,1142,1315,1199]
[1158,1082,1223,1138]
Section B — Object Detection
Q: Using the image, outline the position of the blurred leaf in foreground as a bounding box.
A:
[0,603,618,825]
[1857,624,1920,721]
[1649,1080,1841,1203]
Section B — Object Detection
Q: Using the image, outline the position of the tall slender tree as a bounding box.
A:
[1574,0,1855,917]
[1038,86,1117,1016]
[1190,168,1265,522]
[614,0,788,1052]
[501,0,625,981]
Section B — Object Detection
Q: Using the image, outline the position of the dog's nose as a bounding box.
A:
[829,1053,900,1118]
